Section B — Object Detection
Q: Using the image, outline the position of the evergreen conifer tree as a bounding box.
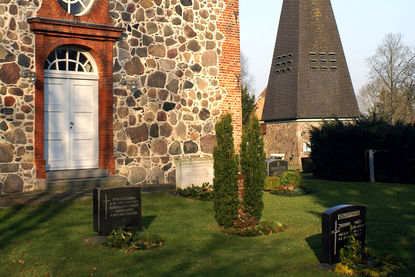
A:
[213,113,239,227]
[240,114,266,221]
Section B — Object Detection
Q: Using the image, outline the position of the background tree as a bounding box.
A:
[241,52,257,125]
[242,85,256,125]
[241,52,255,92]
[213,113,239,227]
[358,33,415,123]
[240,114,266,221]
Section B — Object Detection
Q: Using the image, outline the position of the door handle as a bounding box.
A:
[70,122,74,129]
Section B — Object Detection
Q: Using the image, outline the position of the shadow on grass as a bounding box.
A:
[306,233,322,263]
[108,233,284,277]
[141,215,156,230]
[304,178,415,276]
[0,203,72,249]
[0,191,93,249]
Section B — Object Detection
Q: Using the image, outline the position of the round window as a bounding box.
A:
[57,0,94,16]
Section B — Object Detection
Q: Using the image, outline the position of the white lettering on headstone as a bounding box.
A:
[108,197,140,218]
[338,210,360,220]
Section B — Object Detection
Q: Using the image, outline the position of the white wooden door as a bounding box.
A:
[45,77,98,170]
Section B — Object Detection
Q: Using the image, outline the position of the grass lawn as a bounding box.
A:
[0,179,414,277]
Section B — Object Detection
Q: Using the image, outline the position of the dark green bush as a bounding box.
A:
[213,113,239,227]
[310,117,415,183]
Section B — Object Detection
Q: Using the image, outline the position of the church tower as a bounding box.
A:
[261,0,360,166]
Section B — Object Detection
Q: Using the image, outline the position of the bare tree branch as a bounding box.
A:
[359,33,415,123]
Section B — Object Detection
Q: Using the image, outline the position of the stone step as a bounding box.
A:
[36,176,127,192]
[47,169,108,181]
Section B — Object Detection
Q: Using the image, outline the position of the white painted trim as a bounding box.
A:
[44,47,98,74]
[58,0,95,16]
[45,71,98,80]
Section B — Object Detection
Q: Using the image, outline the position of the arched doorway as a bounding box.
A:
[44,46,99,171]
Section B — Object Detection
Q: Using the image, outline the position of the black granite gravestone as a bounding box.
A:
[322,204,366,264]
[266,159,288,177]
[93,186,142,236]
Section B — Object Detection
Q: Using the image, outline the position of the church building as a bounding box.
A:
[0,0,242,194]
[259,0,360,167]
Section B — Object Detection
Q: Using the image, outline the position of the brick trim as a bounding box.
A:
[30,1,122,178]
[36,0,113,26]
[217,0,243,149]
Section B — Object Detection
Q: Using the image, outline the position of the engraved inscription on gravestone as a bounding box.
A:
[93,187,142,236]
[176,157,214,189]
[322,205,366,264]
[266,158,288,177]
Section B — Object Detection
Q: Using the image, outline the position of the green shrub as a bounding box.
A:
[240,114,266,221]
[280,171,303,188]
[106,228,164,251]
[227,212,285,237]
[271,186,308,197]
[264,177,280,191]
[310,117,415,183]
[213,113,239,228]
[176,183,213,201]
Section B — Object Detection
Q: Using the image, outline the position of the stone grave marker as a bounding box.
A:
[93,186,142,236]
[176,157,213,189]
[322,204,366,264]
[266,158,288,177]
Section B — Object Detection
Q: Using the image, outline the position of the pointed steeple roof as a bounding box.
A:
[262,0,360,121]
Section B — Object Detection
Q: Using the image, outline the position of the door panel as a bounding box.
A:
[44,79,69,170]
[45,77,98,170]
[69,79,98,168]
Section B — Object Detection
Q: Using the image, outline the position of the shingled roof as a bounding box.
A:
[262,0,360,122]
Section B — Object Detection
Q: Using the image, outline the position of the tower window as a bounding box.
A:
[274,53,293,74]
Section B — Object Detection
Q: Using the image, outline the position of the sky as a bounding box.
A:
[240,0,415,98]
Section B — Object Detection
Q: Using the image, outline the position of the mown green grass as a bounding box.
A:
[0,179,414,276]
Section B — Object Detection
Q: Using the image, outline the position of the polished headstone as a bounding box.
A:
[93,186,142,236]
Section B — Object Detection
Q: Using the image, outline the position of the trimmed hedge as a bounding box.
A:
[309,117,415,183]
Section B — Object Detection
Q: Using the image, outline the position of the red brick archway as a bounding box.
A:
[28,0,123,178]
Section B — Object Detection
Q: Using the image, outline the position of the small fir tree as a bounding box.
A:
[213,113,239,227]
[240,114,266,221]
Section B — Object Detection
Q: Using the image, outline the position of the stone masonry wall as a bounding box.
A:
[0,0,242,192]
[110,0,241,185]
[0,0,39,193]
[263,121,322,167]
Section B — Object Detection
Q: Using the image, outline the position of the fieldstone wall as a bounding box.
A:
[0,0,39,193]
[0,0,242,192]
[111,0,235,185]
[263,121,321,167]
